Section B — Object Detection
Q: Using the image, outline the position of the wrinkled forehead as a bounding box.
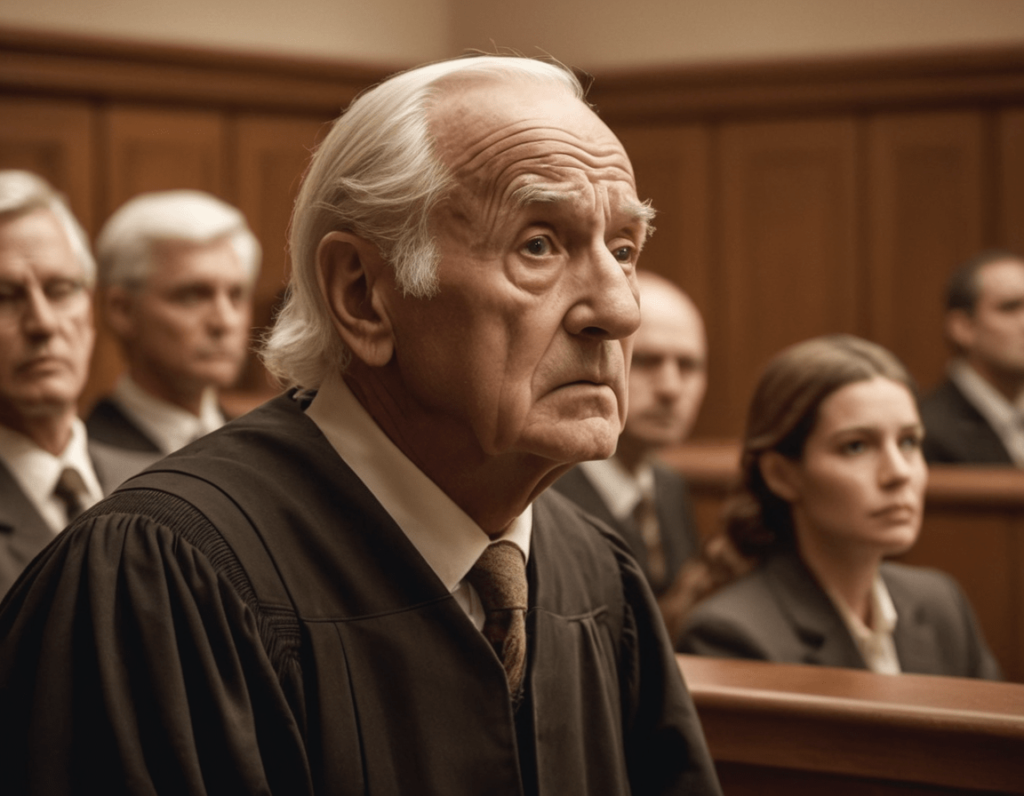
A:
[428,75,640,214]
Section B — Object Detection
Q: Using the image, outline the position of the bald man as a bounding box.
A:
[553,271,707,633]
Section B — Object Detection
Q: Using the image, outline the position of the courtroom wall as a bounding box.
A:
[0,0,450,64]
[4,0,1024,69]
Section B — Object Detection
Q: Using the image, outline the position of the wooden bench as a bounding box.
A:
[678,654,1024,794]
[662,442,1024,682]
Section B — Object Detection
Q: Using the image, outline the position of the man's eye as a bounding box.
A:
[44,280,84,302]
[523,237,552,257]
[612,246,634,263]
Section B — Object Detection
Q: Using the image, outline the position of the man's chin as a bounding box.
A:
[520,420,620,465]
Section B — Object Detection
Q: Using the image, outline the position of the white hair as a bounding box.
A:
[260,55,585,390]
[96,190,261,289]
[0,170,96,286]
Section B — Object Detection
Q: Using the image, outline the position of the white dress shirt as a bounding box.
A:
[949,359,1024,466]
[112,374,225,455]
[825,574,901,675]
[0,418,104,532]
[305,371,532,630]
[577,456,654,524]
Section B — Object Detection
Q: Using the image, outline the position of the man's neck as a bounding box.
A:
[345,372,566,537]
[966,357,1024,403]
[128,371,208,417]
[613,437,649,474]
[0,409,76,456]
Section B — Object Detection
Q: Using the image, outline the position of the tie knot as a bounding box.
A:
[466,540,528,614]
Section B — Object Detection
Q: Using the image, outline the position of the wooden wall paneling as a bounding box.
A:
[228,113,330,404]
[999,108,1024,254]
[899,509,1019,682]
[102,105,227,215]
[865,112,988,393]
[85,106,229,409]
[717,118,860,438]
[611,124,725,437]
[0,98,96,233]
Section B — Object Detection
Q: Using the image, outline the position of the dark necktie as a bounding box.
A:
[634,489,667,587]
[465,540,528,698]
[53,466,89,524]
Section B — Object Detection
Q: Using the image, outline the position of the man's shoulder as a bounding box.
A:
[919,377,1012,464]
[85,395,162,453]
[919,378,976,420]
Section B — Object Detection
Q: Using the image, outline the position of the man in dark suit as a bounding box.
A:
[554,270,706,637]
[921,249,1024,465]
[86,190,260,455]
[0,171,154,599]
[0,58,720,795]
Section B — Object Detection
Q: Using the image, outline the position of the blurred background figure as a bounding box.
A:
[679,334,1001,679]
[0,171,150,598]
[86,190,260,456]
[554,270,708,636]
[920,250,1024,466]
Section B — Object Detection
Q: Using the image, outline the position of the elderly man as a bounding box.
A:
[86,190,259,454]
[0,171,152,598]
[0,58,720,795]
[554,271,707,635]
[921,249,1024,465]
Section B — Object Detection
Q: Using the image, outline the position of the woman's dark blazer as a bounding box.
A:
[678,552,1002,680]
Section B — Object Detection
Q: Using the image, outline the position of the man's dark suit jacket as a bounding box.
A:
[552,462,700,595]
[85,396,162,453]
[0,439,158,599]
[679,552,1002,679]
[919,378,1014,465]
[0,392,721,795]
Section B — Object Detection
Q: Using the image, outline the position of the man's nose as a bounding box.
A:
[563,250,640,341]
[22,287,59,337]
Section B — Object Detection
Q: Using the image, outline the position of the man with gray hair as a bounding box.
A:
[0,171,151,598]
[0,58,720,795]
[86,190,260,455]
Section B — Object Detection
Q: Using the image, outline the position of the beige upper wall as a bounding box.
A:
[3,0,1024,68]
[450,0,1024,70]
[0,0,451,65]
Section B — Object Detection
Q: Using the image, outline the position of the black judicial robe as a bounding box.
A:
[0,392,720,796]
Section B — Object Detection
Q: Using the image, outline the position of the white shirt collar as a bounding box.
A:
[305,370,531,594]
[577,456,653,522]
[0,417,103,532]
[113,374,225,454]
[825,572,901,675]
[948,359,1024,465]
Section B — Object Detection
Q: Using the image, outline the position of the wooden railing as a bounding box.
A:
[662,441,1024,683]
[678,654,1024,794]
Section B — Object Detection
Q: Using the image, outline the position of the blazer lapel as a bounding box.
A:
[766,553,866,669]
[883,569,944,675]
[0,460,55,596]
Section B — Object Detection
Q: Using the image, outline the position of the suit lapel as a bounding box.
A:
[766,553,866,669]
[0,460,55,596]
[883,567,944,675]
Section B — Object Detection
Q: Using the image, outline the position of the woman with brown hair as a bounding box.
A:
[679,335,1001,678]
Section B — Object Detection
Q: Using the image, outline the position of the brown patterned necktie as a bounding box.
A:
[465,540,528,698]
[53,466,89,524]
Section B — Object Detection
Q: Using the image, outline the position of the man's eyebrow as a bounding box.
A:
[510,184,567,207]
[510,186,656,231]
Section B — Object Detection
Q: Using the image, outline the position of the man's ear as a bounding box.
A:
[759,450,802,504]
[317,231,395,368]
[103,285,137,341]
[946,308,975,353]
